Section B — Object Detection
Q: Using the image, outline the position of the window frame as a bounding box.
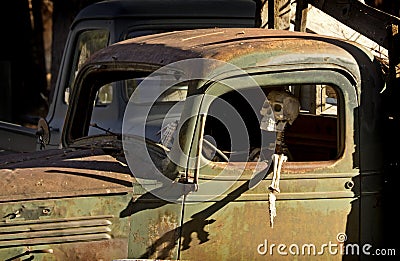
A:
[188,68,358,183]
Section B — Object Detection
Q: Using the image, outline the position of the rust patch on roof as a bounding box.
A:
[88,28,354,68]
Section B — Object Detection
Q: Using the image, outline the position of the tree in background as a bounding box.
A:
[0,0,98,125]
[0,1,46,123]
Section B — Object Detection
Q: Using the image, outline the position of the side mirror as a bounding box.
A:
[36,118,50,150]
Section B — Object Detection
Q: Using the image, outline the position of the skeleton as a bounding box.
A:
[260,90,300,228]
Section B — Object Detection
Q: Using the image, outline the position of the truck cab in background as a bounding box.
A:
[0,0,256,153]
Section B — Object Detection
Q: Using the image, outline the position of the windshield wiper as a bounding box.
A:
[90,123,121,139]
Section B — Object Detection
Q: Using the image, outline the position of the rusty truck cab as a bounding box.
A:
[62,28,389,260]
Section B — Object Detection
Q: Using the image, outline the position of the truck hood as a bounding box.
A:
[0,148,133,202]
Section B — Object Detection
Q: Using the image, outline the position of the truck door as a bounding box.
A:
[180,68,362,260]
[121,75,192,260]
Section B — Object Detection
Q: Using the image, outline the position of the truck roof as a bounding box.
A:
[87,27,367,79]
[66,27,384,148]
[72,0,256,27]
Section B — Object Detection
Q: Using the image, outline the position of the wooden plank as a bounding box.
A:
[268,0,291,29]
[294,0,308,32]
[309,0,400,49]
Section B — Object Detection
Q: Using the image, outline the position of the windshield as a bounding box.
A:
[84,73,188,148]
[125,76,188,104]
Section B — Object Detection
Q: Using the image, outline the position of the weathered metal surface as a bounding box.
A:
[211,160,340,174]
[0,145,133,259]
[87,28,361,76]
[0,193,133,260]
[181,197,353,260]
[0,148,132,201]
[127,200,183,260]
[0,216,112,247]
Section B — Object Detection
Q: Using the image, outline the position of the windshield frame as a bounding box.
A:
[63,63,192,148]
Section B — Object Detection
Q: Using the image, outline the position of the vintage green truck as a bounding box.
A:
[0,26,397,260]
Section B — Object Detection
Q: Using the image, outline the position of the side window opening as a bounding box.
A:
[202,84,340,163]
[203,89,261,162]
[286,85,339,161]
[96,83,113,106]
[64,29,110,105]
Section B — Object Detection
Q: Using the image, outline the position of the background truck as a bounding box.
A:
[0,0,257,153]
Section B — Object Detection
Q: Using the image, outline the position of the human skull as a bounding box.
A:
[260,90,300,132]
